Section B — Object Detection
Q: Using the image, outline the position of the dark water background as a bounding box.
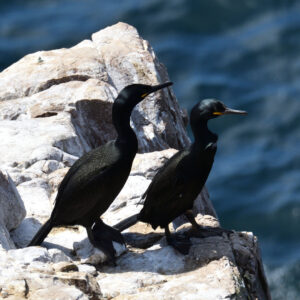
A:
[1,1,299,298]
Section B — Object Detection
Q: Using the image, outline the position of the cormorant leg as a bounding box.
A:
[185,210,201,229]
[86,226,114,265]
[165,224,191,255]
[185,210,232,237]
[93,219,125,245]
[86,220,124,266]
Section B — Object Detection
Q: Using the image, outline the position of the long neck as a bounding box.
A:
[112,98,138,152]
[191,119,217,149]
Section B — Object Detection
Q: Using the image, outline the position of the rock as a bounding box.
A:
[7,247,51,264]
[0,170,26,250]
[17,179,52,221]
[97,233,247,299]
[0,171,25,231]
[230,232,272,300]
[10,218,41,248]
[0,23,189,153]
[48,248,71,263]
[77,264,97,276]
[0,260,102,300]
[52,261,78,272]
[73,237,124,265]
[0,247,102,299]
[0,224,16,250]
[97,232,268,299]
[131,149,178,179]
[0,22,270,299]
[29,286,88,300]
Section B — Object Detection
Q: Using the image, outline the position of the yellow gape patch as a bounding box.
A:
[141,93,148,98]
[213,111,223,115]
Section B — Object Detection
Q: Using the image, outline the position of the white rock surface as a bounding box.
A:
[0,22,270,299]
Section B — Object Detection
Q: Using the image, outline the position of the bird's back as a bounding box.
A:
[51,140,134,227]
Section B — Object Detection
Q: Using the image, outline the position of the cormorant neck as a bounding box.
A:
[112,97,138,151]
[191,119,217,148]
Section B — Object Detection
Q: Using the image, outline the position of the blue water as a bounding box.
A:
[1,1,300,298]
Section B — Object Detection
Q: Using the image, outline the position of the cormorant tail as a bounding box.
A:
[113,213,139,231]
[27,219,53,246]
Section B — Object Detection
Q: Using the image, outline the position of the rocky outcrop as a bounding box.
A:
[0,22,270,299]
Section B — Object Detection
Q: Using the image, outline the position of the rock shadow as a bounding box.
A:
[43,241,76,258]
[122,231,164,249]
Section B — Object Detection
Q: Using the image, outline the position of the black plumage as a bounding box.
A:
[114,99,247,254]
[28,82,173,261]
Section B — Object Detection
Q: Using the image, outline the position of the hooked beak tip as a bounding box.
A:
[224,108,248,115]
[150,81,173,93]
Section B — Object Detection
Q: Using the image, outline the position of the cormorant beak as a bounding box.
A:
[143,82,173,97]
[141,82,173,98]
[213,107,247,116]
[223,107,247,115]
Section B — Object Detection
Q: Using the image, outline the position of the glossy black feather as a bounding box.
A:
[51,141,133,227]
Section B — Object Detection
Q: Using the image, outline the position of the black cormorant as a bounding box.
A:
[114,99,247,254]
[28,82,173,261]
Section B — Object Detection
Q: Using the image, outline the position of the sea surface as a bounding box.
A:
[1,1,299,298]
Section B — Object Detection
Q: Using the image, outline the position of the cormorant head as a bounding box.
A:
[191,99,247,122]
[116,82,173,109]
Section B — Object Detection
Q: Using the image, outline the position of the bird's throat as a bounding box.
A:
[112,102,138,151]
[191,120,217,149]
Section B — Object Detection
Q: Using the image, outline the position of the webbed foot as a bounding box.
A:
[165,225,191,255]
[87,220,125,265]
[166,233,192,255]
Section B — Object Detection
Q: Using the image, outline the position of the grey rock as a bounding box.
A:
[77,264,97,276]
[7,247,51,264]
[10,217,41,248]
[29,286,88,300]
[17,179,52,221]
[0,170,25,250]
[48,248,71,263]
[0,223,16,250]
[0,260,101,300]
[0,171,25,231]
